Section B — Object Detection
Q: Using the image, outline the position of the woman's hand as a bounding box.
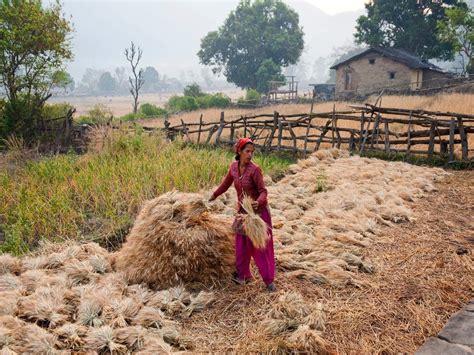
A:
[251,201,259,211]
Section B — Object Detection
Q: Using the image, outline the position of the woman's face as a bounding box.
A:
[239,144,255,164]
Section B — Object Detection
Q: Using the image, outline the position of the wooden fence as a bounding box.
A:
[160,104,474,162]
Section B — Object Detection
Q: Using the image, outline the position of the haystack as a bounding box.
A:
[114,192,235,288]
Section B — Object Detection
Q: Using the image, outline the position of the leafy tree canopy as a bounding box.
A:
[0,0,73,138]
[198,0,304,92]
[355,0,463,60]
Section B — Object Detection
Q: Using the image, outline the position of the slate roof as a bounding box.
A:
[330,47,444,72]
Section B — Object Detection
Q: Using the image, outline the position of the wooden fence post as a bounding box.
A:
[359,112,365,149]
[243,117,247,138]
[370,114,380,150]
[315,120,331,152]
[449,118,455,162]
[303,118,312,157]
[277,117,283,151]
[331,104,336,148]
[206,125,218,145]
[384,120,390,153]
[456,117,468,160]
[288,121,297,154]
[427,121,436,158]
[215,111,225,145]
[197,114,203,144]
[180,119,191,142]
[406,121,412,160]
[265,111,278,152]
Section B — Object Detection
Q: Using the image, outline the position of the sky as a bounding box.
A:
[304,0,367,14]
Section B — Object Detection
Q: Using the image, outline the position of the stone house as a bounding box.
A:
[330,47,452,98]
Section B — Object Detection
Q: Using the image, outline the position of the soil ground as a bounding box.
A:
[181,170,474,353]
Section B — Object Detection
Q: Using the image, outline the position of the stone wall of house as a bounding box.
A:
[335,53,412,97]
[422,69,451,89]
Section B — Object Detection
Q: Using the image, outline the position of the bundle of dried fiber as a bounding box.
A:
[0,255,23,276]
[114,191,234,288]
[0,292,19,316]
[284,325,328,354]
[0,345,16,355]
[132,306,167,329]
[160,324,193,349]
[185,291,215,317]
[77,293,108,327]
[84,325,126,354]
[263,291,325,336]
[87,255,111,274]
[102,297,142,328]
[16,286,72,328]
[12,323,59,354]
[239,196,269,249]
[135,331,172,354]
[64,261,99,286]
[114,326,147,352]
[0,274,24,293]
[54,323,87,350]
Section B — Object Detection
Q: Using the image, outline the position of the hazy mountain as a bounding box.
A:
[61,1,363,83]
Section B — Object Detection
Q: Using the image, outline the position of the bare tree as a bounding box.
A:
[124,42,144,113]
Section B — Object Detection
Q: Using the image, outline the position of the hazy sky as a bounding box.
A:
[62,0,367,15]
[305,0,366,14]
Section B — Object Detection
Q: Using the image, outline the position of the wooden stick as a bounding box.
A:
[406,111,412,160]
[449,118,455,162]
[384,121,390,153]
[303,118,312,157]
[197,114,203,144]
[428,121,436,158]
[315,120,331,151]
[456,117,468,160]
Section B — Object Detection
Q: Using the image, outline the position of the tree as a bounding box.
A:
[198,0,304,92]
[354,0,463,60]
[142,66,160,92]
[438,1,474,74]
[255,59,285,93]
[114,66,127,92]
[183,83,204,97]
[124,42,144,113]
[97,72,117,93]
[79,68,104,94]
[0,0,73,138]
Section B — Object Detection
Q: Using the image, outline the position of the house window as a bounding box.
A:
[344,71,352,90]
[369,59,375,65]
[389,72,396,79]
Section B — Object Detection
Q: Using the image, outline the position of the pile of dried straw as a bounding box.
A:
[114,191,235,288]
[0,242,216,353]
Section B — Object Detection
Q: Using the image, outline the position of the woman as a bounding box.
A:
[209,138,276,292]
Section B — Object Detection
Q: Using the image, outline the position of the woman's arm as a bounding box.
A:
[210,167,233,200]
[253,166,268,207]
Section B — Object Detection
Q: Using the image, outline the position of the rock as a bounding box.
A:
[416,337,473,355]
[438,310,474,348]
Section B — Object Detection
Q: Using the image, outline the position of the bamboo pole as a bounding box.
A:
[384,121,390,153]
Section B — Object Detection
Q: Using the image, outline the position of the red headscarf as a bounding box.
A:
[234,138,253,153]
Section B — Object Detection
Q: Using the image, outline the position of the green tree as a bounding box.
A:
[198,0,304,92]
[438,1,474,74]
[183,83,204,97]
[98,72,117,93]
[0,0,73,138]
[255,59,285,93]
[355,0,462,60]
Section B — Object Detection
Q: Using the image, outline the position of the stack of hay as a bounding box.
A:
[0,242,216,353]
[114,191,235,288]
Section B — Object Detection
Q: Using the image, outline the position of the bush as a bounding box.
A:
[139,103,167,117]
[167,93,231,112]
[42,103,74,120]
[76,104,113,125]
[119,112,146,122]
[238,89,261,106]
[167,95,199,112]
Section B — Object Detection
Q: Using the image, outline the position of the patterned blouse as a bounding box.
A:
[212,161,268,210]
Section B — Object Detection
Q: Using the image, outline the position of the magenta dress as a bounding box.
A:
[212,161,275,285]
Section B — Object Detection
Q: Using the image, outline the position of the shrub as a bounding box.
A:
[139,103,167,117]
[167,95,199,112]
[119,112,146,122]
[42,103,74,120]
[76,104,113,125]
[183,83,204,97]
[238,89,261,106]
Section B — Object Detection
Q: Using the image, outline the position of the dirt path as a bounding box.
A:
[181,170,474,353]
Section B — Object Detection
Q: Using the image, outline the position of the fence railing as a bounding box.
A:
[159,104,474,161]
